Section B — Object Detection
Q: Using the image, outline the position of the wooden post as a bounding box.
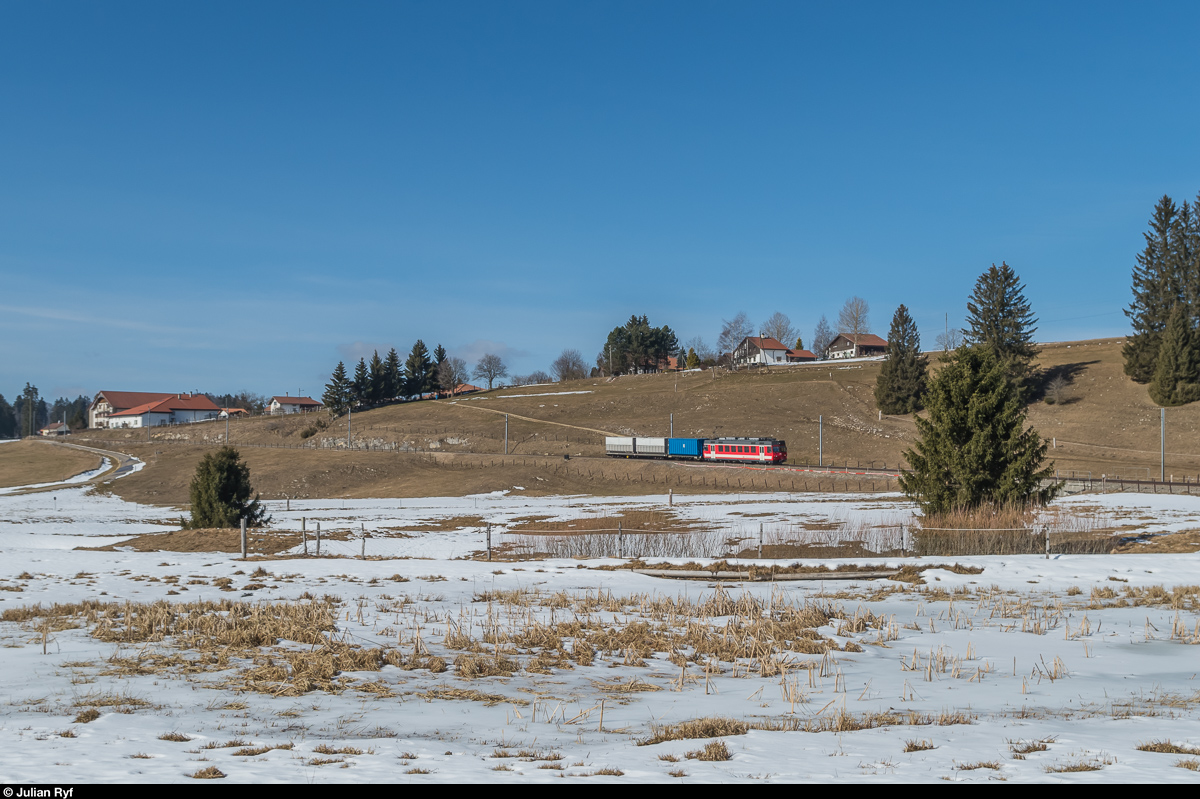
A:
[669,488,673,506]
[618,522,623,559]
[240,517,247,559]
[316,522,321,556]
[361,523,366,558]
[758,522,763,558]
[302,517,308,555]
[486,523,492,561]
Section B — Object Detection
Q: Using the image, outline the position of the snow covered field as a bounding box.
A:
[2,485,1200,782]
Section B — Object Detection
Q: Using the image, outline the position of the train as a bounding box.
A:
[605,436,787,465]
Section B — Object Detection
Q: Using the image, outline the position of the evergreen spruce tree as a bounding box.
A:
[1148,304,1200,406]
[433,344,448,396]
[685,348,700,369]
[352,358,369,407]
[0,395,15,439]
[367,350,385,405]
[384,348,402,400]
[1124,196,1181,382]
[793,336,804,351]
[963,262,1039,395]
[322,361,352,416]
[874,304,929,414]
[185,446,269,529]
[898,347,1058,516]
[405,340,434,397]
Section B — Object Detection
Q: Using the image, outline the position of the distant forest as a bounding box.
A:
[0,385,90,438]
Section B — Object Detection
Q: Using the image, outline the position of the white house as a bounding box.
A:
[825,333,888,360]
[269,395,323,415]
[732,336,791,367]
[99,393,222,428]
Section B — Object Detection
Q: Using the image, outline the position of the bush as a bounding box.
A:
[186,447,269,529]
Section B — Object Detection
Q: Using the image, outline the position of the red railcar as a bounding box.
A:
[702,437,787,465]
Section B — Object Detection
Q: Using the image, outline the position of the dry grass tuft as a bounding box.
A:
[1175,759,1200,771]
[420,687,526,706]
[72,709,100,724]
[189,766,226,779]
[1137,740,1200,755]
[957,760,1001,771]
[639,717,749,745]
[158,732,191,742]
[669,769,687,778]
[1044,755,1114,773]
[904,739,936,752]
[686,741,732,761]
[313,744,362,756]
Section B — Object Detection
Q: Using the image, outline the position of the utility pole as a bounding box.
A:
[225,411,229,444]
[1161,407,1166,482]
[505,414,509,455]
[819,415,823,467]
[348,405,352,448]
[670,413,673,437]
[945,313,949,351]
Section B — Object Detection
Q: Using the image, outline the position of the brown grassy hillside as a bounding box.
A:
[73,337,1200,505]
[0,440,101,488]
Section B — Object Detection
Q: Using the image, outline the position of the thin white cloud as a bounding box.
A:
[452,339,530,365]
[0,304,200,336]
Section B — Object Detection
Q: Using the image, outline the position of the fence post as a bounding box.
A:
[669,488,673,506]
[361,523,367,558]
[316,522,321,556]
[240,517,247,559]
[758,523,763,558]
[1044,525,1050,560]
[487,523,492,561]
[618,522,623,559]
[302,517,307,555]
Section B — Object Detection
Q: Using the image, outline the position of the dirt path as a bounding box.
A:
[3,440,140,496]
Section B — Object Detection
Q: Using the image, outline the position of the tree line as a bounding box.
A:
[0,385,90,438]
[1123,192,1200,406]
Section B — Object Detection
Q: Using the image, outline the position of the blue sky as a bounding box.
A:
[3,2,1200,401]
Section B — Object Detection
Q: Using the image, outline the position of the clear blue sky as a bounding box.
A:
[3,1,1200,401]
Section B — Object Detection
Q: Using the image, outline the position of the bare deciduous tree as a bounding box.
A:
[717,312,754,357]
[550,349,588,382]
[684,336,715,364]
[438,356,469,395]
[837,297,871,342]
[472,353,508,390]
[935,329,963,352]
[760,311,798,346]
[812,315,834,359]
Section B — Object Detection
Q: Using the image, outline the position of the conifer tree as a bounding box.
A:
[963,262,1039,395]
[685,348,700,369]
[353,358,369,407]
[323,361,351,416]
[793,336,804,351]
[405,340,434,397]
[433,344,448,396]
[898,347,1058,516]
[384,348,402,400]
[1148,304,1200,406]
[1124,196,1181,383]
[185,446,269,529]
[0,395,16,439]
[367,350,385,405]
[874,304,929,414]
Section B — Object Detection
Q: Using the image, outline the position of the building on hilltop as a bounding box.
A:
[786,348,818,363]
[825,333,888,360]
[91,392,221,428]
[732,336,791,367]
[268,395,324,415]
[38,421,70,436]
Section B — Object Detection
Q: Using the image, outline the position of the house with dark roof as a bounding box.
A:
[268,395,323,415]
[733,336,792,367]
[826,333,888,359]
[91,392,221,428]
[38,422,70,436]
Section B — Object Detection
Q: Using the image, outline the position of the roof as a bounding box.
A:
[92,391,177,411]
[831,333,888,348]
[271,396,322,406]
[222,408,250,415]
[109,394,221,417]
[739,336,789,352]
[787,349,817,359]
[454,383,483,393]
[40,422,67,431]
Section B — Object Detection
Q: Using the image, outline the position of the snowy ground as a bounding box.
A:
[2,485,1200,782]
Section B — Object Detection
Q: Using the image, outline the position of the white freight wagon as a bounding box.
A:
[605,436,667,457]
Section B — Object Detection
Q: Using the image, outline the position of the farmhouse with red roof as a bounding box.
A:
[89,391,221,428]
[732,336,791,367]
